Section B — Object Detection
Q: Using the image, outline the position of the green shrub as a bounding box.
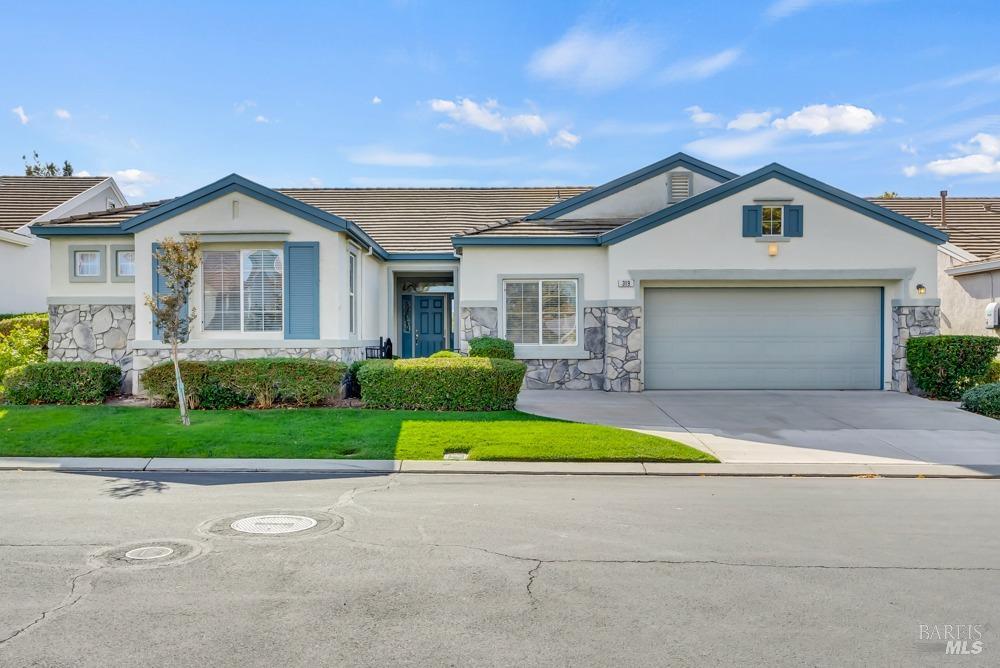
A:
[468,336,515,360]
[984,359,1000,384]
[907,336,1000,399]
[357,357,526,410]
[3,361,121,404]
[0,321,47,383]
[429,350,461,358]
[141,358,347,409]
[0,313,48,339]
[961,383,1000,419]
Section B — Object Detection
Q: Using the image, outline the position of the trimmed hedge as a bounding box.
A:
[358,357,526,410]
[906,336,1000,400]
[468,336,515,359]
[141,358,347,409]
[429,350,461,358]
[3,361,121,404]
[961,383,1000,419]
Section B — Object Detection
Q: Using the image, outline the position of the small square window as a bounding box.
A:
[75,251,101,277]
[762,206,783,236]
[116,250,135,277]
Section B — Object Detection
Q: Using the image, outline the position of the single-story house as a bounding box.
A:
[870,195,1000,338]
[31,153,947,394]
[0,175,127,313]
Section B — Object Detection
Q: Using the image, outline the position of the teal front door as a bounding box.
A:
[414,295,446,357]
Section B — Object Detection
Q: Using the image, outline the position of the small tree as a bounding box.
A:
[144,237,201,425]
[878,191,898,199]
[22,151,74,177]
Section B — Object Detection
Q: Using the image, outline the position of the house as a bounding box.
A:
[0,176,127,313]
[30,153,946,394]
[870,195,1000,338]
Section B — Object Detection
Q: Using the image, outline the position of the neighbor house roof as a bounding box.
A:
[869,197,1000,260]
[35,200,172,228]
[0,175,108,231]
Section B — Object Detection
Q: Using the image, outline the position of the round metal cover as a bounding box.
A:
[230,515,318,535]
[124,546,174,560]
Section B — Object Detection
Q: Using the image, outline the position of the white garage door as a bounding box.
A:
[644,287,882,390]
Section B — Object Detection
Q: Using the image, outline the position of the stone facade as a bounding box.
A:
[603,306,642,392]
[49,303,135,391]
[460,306,499,345]
[891,303,941,393]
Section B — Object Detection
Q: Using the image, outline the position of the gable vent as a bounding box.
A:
[668,172,693,203]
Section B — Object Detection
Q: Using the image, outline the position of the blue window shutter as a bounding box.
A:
[284,242,320,339]
[785,205,804,237]
[151,243,162,341]
[742,205,762,237]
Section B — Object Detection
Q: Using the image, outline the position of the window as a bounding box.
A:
[74,251,101,277]
[115,249,135,277]
[348,251,358,335]
[203,249,283,332]
[762,206,783,236]
[504,279,577,346]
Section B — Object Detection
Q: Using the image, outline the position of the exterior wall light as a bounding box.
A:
[916,283,926,295]
[768,243,778,257]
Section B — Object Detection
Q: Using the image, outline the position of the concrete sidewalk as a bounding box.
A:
[2,456,999,478]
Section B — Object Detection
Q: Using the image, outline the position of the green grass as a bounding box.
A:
[0,405,716,463]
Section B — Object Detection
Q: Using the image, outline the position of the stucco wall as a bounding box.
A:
[0,233,49,313]
[556,167,724,220]
[459,246,608,303]
[938,251,1000,337]
[48,235,135,300]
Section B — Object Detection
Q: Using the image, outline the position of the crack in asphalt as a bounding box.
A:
[326,474,399,515]
[0,565,105,646]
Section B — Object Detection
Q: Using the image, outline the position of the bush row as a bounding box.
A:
[0,313,48,339]
[141,358,347,409]
[906,335,1000,400]
[961,383,1000,419]
[3,361,121,404]
[357,357,526,411]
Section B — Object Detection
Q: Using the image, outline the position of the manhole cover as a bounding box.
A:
[124,546,174,560]
[230,515,318,535]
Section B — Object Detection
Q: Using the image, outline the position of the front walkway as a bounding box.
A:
[517,389,1000,467]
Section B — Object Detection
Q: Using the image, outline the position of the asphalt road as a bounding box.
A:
[1,471,998,667]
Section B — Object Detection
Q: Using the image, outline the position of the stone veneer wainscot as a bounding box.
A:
[891,303,941,393]
[49,303,135,391]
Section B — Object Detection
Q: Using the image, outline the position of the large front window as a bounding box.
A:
[203,249,283,332]
[504,279,577,345]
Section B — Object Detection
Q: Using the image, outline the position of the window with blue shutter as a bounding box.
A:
[784,205,804,237]
[742,205,762,237]
[284,242,320,339]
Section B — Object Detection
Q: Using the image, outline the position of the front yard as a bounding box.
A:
[0,405,717,463]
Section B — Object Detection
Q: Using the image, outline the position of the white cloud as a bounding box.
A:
[234,100,256,113]
[254,115,270,124]
[685,130,781,160]
[902,165,919,177]
[527,26,656,91]
[926,154,1000,176]
[11,106,29,124]
[685,105,721,126]
[54,108,71,120]
[428,98,547,136]
[75,170,92,177]
[307,177,323,187]
[772,104,883,135]
[113,168,157,198]
[727,110,774,131]
[960,132,1000,156]
[549,128,581,149]
[661,48,741,82]
[371,96,383,105]
[899,141,917,155]
[346,145,519,168]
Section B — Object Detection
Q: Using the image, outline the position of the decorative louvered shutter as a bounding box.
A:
[284,242,320,339]
[784,205,804,237]
[742,205,763,237]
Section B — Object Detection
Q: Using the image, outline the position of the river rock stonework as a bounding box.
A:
[460,306,499,346]
[523,307,607,390]
[891,304,940,393]
[603,306,642,392]
[49,304,135,391]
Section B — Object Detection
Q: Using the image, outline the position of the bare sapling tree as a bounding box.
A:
[144,236,201,426]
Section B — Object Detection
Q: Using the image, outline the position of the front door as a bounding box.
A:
[414,295,446,357]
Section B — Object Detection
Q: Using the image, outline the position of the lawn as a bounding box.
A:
[0,405,716,463]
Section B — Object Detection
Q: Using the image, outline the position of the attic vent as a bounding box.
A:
[668,172,693,203]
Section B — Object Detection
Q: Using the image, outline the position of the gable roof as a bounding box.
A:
[522,152,738,221]
[454,163,949,247]
[869,197,1000,259]
[0,175,108,231]
[33,200,171,228]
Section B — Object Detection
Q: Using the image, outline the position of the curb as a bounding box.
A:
[1,457,999,478]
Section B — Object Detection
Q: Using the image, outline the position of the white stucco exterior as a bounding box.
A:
[938,251,1000,337]
[555,167,725,220]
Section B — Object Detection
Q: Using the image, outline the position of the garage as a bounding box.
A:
[644,287,882,390]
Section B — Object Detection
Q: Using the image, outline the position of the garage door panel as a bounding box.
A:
[644,288,881,390]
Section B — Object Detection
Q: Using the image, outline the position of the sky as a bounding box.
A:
[2,0,1000,202]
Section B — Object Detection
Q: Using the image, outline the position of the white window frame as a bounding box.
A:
[201,248,284,334]
[762,205,783,236]
[502,278,579,347]
[347,250,359,336]
[111,245,135,282]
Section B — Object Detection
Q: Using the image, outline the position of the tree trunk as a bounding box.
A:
[172,339,190,426]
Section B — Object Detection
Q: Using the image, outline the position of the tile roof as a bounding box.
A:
[275,187,591,253]
[869,197,1000,259]
[461,217,631,238]
[35,200,172,227]
[0,175,107,231]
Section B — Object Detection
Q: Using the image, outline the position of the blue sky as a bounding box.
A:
[2,0,1000,201]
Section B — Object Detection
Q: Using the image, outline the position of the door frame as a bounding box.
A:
[400,291,451,358]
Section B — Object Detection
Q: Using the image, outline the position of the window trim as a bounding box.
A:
[500,275,581,351]
[110,245,135,283]
[68,244,107,283]
[761,205,783,237]
[347,249,359,337]
[201,248,284,334]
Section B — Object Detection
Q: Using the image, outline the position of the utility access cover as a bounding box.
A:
[230,515,318,535]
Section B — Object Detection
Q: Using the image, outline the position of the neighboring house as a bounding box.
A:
[0,176,127,313]
[31,153,946,394]
[870,195,1000,338]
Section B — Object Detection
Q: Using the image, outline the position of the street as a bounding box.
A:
[1,471,998,666]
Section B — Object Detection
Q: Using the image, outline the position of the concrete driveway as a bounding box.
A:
[517,390,1000,466]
